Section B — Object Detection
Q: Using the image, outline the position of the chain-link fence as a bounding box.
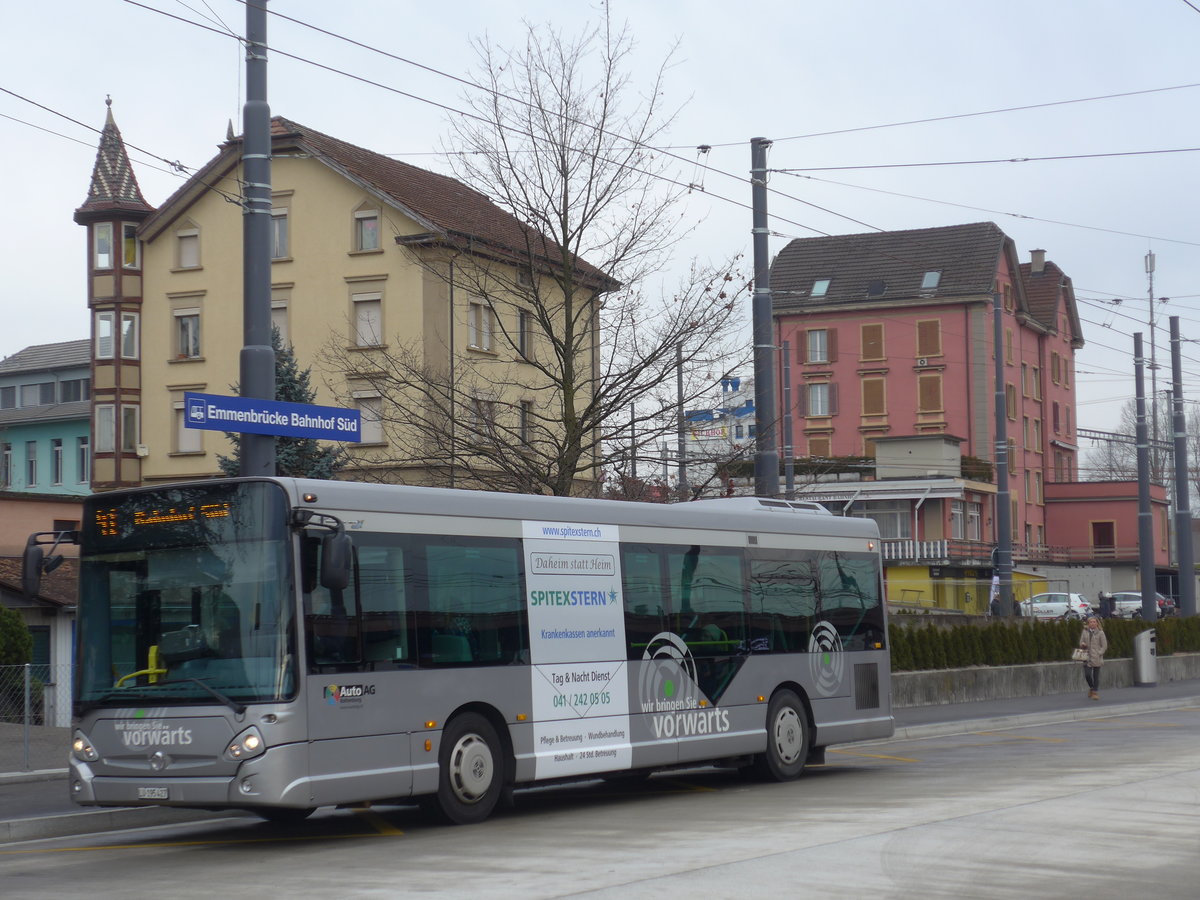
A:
[0,663,73,772]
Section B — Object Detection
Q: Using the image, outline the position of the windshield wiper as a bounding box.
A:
[162,677,246,715]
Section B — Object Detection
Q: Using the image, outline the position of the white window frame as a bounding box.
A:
[120,312,139,359]
[177,229,200,268]
[175,308,201,358]
[354,209,380,251]
[51,438,63,485]
[95,311,115,359]
[1,443,11,488]
[271,302,289,344]
[352,293,383,347]
[77,436,90,484]
[174,402,203,453]
[468,301,493,351]
[807,382,830,417]
[271,208,289,259]
[121,405,140,454]
[122,222,141,269]
[94,222,114,269]
[25,441,37,487]
[806,329,828,364]
[811,278,831,297]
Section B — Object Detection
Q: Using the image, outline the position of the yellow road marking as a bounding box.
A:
[352,808,405,835]
[827,748,919,762]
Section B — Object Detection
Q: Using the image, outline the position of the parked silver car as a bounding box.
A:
[1017,592,1091,620]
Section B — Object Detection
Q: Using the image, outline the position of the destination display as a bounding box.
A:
[523,520,631,778]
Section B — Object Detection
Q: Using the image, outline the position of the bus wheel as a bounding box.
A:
[754,689,809,781]
[431,712,504,825]
[255,806,315,825]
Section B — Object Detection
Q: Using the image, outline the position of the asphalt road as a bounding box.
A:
[2,699,1199,899]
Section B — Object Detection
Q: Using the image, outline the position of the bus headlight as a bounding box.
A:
[72,730,99,762]
[225,726,266,762]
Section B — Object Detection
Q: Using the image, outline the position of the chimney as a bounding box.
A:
[1030,248,1046,275]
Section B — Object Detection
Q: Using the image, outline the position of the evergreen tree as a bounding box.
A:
[219,328,346,479]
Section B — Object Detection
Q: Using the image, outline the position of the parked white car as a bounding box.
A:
[1109,591,1173,618]
[1017,592,1091,620]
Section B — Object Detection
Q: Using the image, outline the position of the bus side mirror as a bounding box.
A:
[320,532,353,592]
[22,542,44,599]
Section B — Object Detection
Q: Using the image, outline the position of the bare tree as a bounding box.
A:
[324,11,749,495]
[1082,397,1200,504]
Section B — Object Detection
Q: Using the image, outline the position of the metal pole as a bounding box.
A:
[1170,317,1195,617]
[992,292,1013,615]
[1134,333,1158,621]
[23,663,31,771]
[239,0,276,476]
[782,340,795,499]
[750,137,778,497]
[676,342,688,500]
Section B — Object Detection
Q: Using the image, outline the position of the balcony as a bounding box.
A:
[881,539,1143,567]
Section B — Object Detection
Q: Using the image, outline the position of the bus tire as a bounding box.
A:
[754,689,809,781]
[430,712,504,825]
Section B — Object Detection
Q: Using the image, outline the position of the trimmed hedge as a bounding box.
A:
[888,616,1200,672]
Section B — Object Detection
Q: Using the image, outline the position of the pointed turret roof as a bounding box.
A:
[74,98,154,224]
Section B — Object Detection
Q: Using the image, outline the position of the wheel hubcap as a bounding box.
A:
[774,707,803,765]
[449,733,494,804]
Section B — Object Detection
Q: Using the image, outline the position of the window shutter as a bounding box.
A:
[829,382,839,415]
[862,379,884,415]
[827,328,838,362]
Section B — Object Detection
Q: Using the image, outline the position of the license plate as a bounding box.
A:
[137,787,169,800]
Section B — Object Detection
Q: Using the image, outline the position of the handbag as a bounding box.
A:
[1071,648,1088,662]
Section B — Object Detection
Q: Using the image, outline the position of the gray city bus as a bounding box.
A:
[27,477,893,825]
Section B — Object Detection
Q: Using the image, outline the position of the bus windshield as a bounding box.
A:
[76,480,297,710]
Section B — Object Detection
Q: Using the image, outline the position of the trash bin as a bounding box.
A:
[1134,628,1157,687]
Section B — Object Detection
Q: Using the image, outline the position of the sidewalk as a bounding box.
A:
[3,677,1199,844]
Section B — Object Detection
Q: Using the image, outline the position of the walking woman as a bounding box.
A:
[1079,616,1108,700]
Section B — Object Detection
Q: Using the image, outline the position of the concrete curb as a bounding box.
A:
[0,806,250,845]
[0,769,67,785]
[884,693,1200,742]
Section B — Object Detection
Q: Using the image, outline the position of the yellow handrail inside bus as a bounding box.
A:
[114,645,167,687]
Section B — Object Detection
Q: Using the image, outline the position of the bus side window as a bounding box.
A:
[356,542,411,669]
[303,534,361,672]
[421,538,525,667]
[749,556,818,652]
[670,547,745,657]
[622,548,666,660]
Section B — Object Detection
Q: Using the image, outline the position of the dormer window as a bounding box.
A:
[866,280,886,298]
[811,278,831,297]
[920,270,941,291]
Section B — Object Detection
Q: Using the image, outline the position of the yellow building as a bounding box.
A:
[77,111,607,491]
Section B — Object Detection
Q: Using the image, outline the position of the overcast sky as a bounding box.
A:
[4,0,1200,438]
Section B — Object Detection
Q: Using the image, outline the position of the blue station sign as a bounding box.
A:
[183,392,361,442]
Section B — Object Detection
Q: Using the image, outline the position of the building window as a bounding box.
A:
[519,400,533,444]
[1,443,11,487]
[271,303,289,344]
[177,229,200,268]
[270,208,289,259]
[862,378,885,416]
[355,395,383,444]
[96,311,115,359]
[469,301,493,351]
[61,378,90,402]
[121,405,139,454]
[96,405,115,453]
[808,436,831,458]
[850,499,911,539]
[0,386,13,409]
[122,223,140,269]
[860,323,884,360]
[175,309,201,358]
[1033,418,1042,450]
[920,270,941,291]
[51,439,63,485]
[1005,383,1017,420]
[78,437,90,483]
[354,210,380,251]
[917,373,942,413]
[20,382,55,407]
[518,309,533,359]
[806,382,831,417]
[1003,285,1013,311]
[1021,363,1029,397]
[1004,328,1013,363]
[1031,366,1041,401]
[811,278,831,297]
[174,403,203,453]
[94,222,114,269]
[806,328,830,364]
[916,319,941,357]
[1035,471,1044,504]
[1051,352,1061,384]
[353,294,383,347]
[1023,416,1030,448]
[25,441,37,486]
[120,312,139,359]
